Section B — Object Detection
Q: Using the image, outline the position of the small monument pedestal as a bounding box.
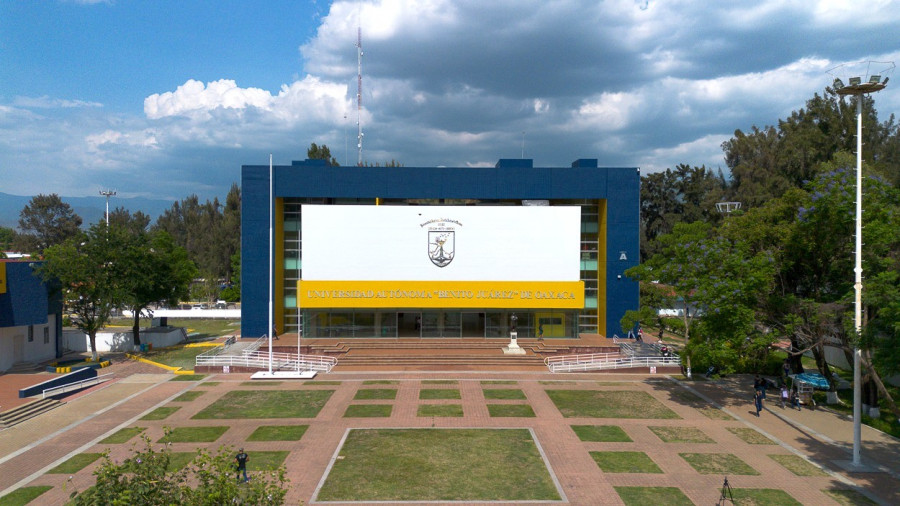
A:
[503,331,526,355]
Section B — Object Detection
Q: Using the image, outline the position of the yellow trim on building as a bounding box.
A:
[0,263,7,294]
[298,280,584,309]
[597,199,608,336]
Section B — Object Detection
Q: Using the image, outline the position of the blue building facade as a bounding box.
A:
[0,260,63,371]
[241,158,639,340]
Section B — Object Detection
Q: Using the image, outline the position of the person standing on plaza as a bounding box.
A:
[235,448,250,482]
[754,389,763,417]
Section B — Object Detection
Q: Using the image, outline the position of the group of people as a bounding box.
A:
[753,374,801,416]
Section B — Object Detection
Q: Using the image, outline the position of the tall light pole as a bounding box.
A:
[830,62,891,467]
[99,189,116,229]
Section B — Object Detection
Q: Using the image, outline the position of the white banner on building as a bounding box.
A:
[301,205,581,281]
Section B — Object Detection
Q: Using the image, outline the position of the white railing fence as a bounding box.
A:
[197,350,336,373]
[545,353,681,373]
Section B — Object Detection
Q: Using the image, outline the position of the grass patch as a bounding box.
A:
[596,381,627,386]
[419,389,461,400]
[241,381,282,386]
[172,391,205,402]
[47,453,102,474]
[170,374,206,382]
[417,404,464,417]
[354,388,398,400]
[481,380,517,385]
[0,486,53,506]
[99,427,145,444]
[158,426,229,443]
[165,452,196,472]
[317,428,559,501]
[697,407,734,420]
[247,451,289,471]
[727,427,777,445]
[614,486,693,506]
[140,406,180,420]
[363,380,399,385]
[483,389,526,400]
[730,488,802,505]
[822,489,879,505]
[648,426,715,443]
[590,451,662,473]
[487,404,535,417]
[571,425,632,442]
[247,425,309,442]
[539,380,576,385]
[546,390,680,419]
[422,380,457,385]
[196,381,220,387]
[671,389,704,403]
[192,390,333,419]
[344,404,393,417]
[144,346,210,371]
[680,453,759,475]
[768,454,828,476]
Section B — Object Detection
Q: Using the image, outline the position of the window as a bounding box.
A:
[44,327,50,344]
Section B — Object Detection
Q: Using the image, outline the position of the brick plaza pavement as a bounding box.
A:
[1,369,895,505]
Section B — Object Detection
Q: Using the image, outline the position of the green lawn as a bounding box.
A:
[143,345,211,370]
[47,453,103,474]
[0,486,53,506]
[247,451,290,471]
[727,427,777,445]
[170,374,206,382]
[768,454,829,476]
[487,404,535,417]
[730,488,802,505]
[140,406,180,420]
[99,427,145,444]
[192,390,334,419]
[590,451,663,473]
[354,388,398,400]
[419,389,461,400]
[483,389,527,400]
[247,425,309,441]
[822,488,879,505]
[614,486,693,506]
[697,406,735,420]
[158,426,229,443]
[571,425,632,442]
[546,390,680,419]
[421,380,457,385]
[648,426,715,443]
[344,404,393,417]
[316,428,559,501]
[172,391,205,402]
[680,453,760,475]
[417,404,464,417]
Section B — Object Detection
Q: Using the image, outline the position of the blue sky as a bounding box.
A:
[2,0,899,204]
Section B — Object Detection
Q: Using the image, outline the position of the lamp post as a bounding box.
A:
[831,63,891,467]
[99,189,116,229]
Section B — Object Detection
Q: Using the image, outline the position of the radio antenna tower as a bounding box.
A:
[356,26,363,166]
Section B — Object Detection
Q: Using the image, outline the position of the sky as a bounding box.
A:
[2,0,899,203]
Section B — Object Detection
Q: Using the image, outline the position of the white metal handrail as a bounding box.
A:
[546,354,681,373]
[43,373,115,399]
[197,351,336,373]
[242,335,268,355]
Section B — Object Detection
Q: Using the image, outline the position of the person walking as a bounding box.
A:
[754,389,763,417]
[235,448,250,482]
[780,384,790,409]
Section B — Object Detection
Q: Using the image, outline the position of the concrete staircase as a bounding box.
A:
[0,398,64,429]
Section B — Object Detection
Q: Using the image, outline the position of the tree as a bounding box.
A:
[0,226,15,252]
[307,142,338,166]
[16,193,82,254]
[119,228,197,346]
[38,224,126,361]
[108,207,151,235]
[68,433,288,505]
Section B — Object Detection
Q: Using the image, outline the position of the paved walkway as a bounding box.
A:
[1,368,896,505]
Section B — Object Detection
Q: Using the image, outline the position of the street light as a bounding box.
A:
[829,60,893,468]
[99,189,116,229]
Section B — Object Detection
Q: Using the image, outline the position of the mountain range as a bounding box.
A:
[0,192,177,230]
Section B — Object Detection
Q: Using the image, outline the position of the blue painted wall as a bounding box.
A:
[0,261,50,328]
[241,159,639,338]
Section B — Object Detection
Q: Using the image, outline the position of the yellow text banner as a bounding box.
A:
[297,280,584,309]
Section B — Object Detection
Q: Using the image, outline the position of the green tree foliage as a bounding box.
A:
[15,193,83,254]
[38,224,127,360]
[68,433,288,505]
[639,164,727,260]
[0,226,14,256]
[307,142,338,166]
[219,251,241,302]
[108,206,152,235]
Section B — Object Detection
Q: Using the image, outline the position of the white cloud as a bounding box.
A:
[12,96,103,109]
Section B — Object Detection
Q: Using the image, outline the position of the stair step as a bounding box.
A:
[0,398,64,428]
